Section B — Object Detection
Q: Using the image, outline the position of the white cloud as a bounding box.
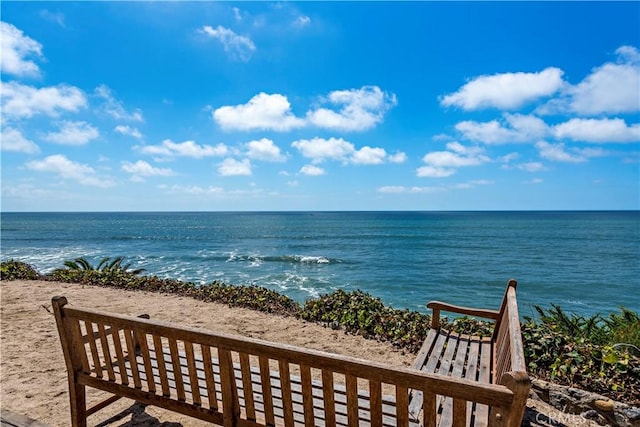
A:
[456,113,548,144]
[535,141,605,163]
[95,85,143,122]
[218,158,251,176]
[160,184,225,195]
[416,166,456,178]
[389,152,408,164]
[213,93,305,131]
[115,125,143,139]
[538,46,640,115]
[0,128,40,153]
[121,160,174,179]
[306,86,397,131]
[517,162,546,172]
[294,15,311,27]
[44,121,99,145]
[378,186,441,194]
[418,142,489,177]
[441,67,564,110]
[291,137,354,163]
[352,146,387,165]
[299,164,325,176]
[40,10,66,27]
[138,139,228,159]
[246,138,286,162]
[553,118,640,143]
[0,21,43,77]
[566,46,639,115]
[26,154,115,187]
[1,81,87,119]
[199,25,256,62]
[213,86,396,132]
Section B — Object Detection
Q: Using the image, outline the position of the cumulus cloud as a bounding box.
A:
[218,158,251,176]
[294,15,311,27]
[0,128,40,153]
[1,81,87,119]
[535,141,605,163]
[121,160,174,180]
[0,21,43,77]
[552,118,640,143]
[417,142,489,177]
[306,86,397,131]
[213,93,305,131]
[246,138,286,162]
[440,67,564,110]
[455,113,549,144]
[351,146,387,165]
[388,152,408,164]
[299,164,325,176]
[199,25,256,62]
[159,184,225,195]
[517,162,546,172]
[292,137,354,163]
[44,121,99,145]
[377,186,441,194]
[213,86,396,132]
[95,85,143,122]
[26,154,114,187]
[538,46,640,115]
[115,125,143,139]
[138,139,228,159]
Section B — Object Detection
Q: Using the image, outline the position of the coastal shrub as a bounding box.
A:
[0,259,40,281]
[523,307,640,404]
[300,289,433,352]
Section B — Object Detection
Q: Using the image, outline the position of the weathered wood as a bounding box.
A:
[52,282,528,427]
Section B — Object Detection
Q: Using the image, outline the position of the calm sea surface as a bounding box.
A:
[1,211,638,317]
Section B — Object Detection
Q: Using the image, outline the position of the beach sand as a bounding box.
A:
[1,279,593,426]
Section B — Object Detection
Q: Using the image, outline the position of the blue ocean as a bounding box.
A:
[1,211,638,317]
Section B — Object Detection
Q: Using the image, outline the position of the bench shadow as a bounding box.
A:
[95,402,183,427]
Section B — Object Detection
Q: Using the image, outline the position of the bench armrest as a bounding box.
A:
[427,301,500,328]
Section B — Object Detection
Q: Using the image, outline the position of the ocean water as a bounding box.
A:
[1,211,638,317]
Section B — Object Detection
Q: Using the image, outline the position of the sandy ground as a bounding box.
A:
[1,280,596,426]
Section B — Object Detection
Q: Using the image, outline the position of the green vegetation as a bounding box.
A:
[1,258,638,404]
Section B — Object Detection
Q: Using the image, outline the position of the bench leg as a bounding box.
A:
[68,377,87,427]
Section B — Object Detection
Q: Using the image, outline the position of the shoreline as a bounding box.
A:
[0,279,607,426]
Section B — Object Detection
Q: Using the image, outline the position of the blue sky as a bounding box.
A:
[1,2,639,211]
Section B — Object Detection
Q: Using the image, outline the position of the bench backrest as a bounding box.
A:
[490,280,530,427]
[53,296,517,427]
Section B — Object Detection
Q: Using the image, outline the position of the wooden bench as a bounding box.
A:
[409,279,530,427]
[52,280,529,427]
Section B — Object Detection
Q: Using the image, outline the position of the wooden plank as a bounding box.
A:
[412,328,438,370]
[474,339,493,427]
[321,369,336,426]
[278,360,295,427]
[97,323,116,382]
[422,390,436,427]
[219,348,238,427]
[369,380,382,427]
[184,341,201,406]
[300,364,315,427]
[152,335,170,397]
[239,352,256,420]
[84,321,102,378]
[396,386,409,427]
[111,328,129,385]
[259,356,275,426]
[345,375,358,427]
[452,398,466,427]
[135,330,156,394]
[123,329,142,389]
[202,346,219,411]
[168,338,186,401]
